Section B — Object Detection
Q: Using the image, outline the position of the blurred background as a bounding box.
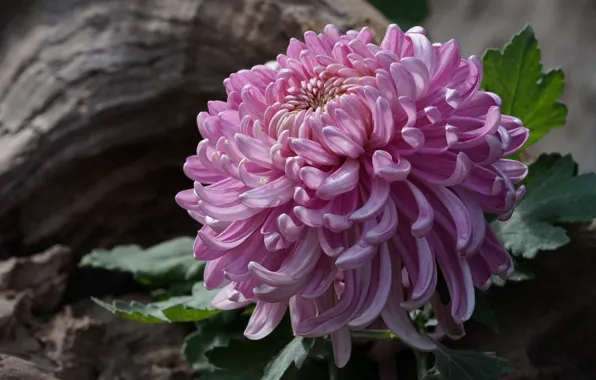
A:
[0,1,594,379]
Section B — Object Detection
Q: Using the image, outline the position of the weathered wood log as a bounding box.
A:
[0,354,59,380]
[0,0,388,256]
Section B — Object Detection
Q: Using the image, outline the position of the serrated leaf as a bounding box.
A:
[493,154,596,258]
[262,337,314,380]
[425,346,514,380]
[93,282,220,323]
[482,25,567,149]
[183,328,240,372]
[202,332,291,380]
[368,0,429,30]
[80,237,203,288]
[92,298,169,323]
[471,290,499,333]
[282,361,329,380]
[183,331,219,372]
[183,311,247,372]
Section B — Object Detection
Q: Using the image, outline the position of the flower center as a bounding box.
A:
[284,77,348,111]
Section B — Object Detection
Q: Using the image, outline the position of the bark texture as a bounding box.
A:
[0,0,388,256]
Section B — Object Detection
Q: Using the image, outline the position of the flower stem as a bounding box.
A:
[350,329,396,340]
[413,350,428,380]
[328,362,340,380]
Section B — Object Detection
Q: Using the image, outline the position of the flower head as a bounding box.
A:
[176,24,529,366]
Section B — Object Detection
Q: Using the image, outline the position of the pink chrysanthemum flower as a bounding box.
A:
[176,24,529,366]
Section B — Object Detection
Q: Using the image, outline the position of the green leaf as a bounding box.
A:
[183,331,221,372]
[368,0,429,30]
[201,328,293,380]
[471,290,499,332]
[493,154,596,258]
[93,282,220,323]
[80,237,203,288]
[482,25,567,149]
[262,337,314,380]
[183,311,248,372]
[92,298,170,323]
[425,346,514,380]
[183,327,240,372]
[282,361,329,380]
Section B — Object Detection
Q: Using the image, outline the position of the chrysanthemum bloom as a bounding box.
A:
[176,24,529,366]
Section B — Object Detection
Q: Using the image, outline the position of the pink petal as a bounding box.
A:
[349,243,392,327]
[401,237,436,309]
[331,327,352,368]
[289,138,341,166]
[365,198,399,244]
[381,252,437,351]
[239,176,294,208]
[321,126,365,159]
[317,159,360,200]
[368,97,395,147]
[372,150,411,182]
[244,300,289,340]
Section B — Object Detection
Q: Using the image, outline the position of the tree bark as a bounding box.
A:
[0,0,388,256]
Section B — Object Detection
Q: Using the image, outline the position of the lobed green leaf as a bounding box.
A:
[482,25,567,150]
[493,154,596,258]
[425,345,514,380]
[92,282,220,324]
[183,311,250,373]
[80,237,203,288]
[262,337,314,380]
